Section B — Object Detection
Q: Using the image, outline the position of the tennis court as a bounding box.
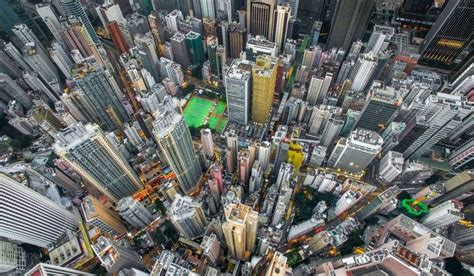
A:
[183,97,214,128]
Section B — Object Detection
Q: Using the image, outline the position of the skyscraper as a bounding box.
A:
[201,128,215,158]
[225,59,253,125]
[251,55,278,123]
[306,76,324,106]
[81,195,127,236]
[354,83,402,132]
[327,128,383,174]
[70,59,129,130]
[378,151,404,184]
[170,32,191,68]
[53,123,143,202]
[186,31,205,66]
[222,203,259,260]
[152,97,202,194]
[273,4,291,53]
[0,174,77,248]
[247,0,277,41]
[135,33,160,81]
[326,0,374,51]
[0,73,32,109]
[168,194,207,239]
[59,0,100,45]
[349,51,378,92]
[116,196,155,229]
[419,0,474,70]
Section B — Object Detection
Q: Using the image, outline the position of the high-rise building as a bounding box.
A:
[247,0,277,41]
[69,59,129,130]
[225,59,253,125]
[228,23,246,59]
[81,195,127,236]
[327,128,383,174]
[306,76,324,106]
[354,83,402,132]
[35,4,63,42]
[349,52,378,92]
[23,43,60,98]
[152,97,202,194]
[135,33,160,81]
[92,236,146,273]
[0,174,77,248]
[421,200,464,230]
[245,36,278,61]
[200,234,220,264]
[201,128,214,158]
[257,141,271,172]
[25,263,92,276]
[170,32,191,68]
[238,150,251,185]
[317,72,333,104]
[200,0,216,18]
[265,251,291,276]
[273,4,291,53]
[378,151,404,183]
[0,73,32,109]
[59,18,103,65]
[165,10,183,32]
[116,196,154,229]
[222,203,259,260]
[186,31,205,66]
[59,0,100,45]
[326,0,374,51]
[251,55,278,123]
[168,194,207,239]
[419,0,474,70]
[320,116,344,147]
[96,2,125,33]
[53,123,143,202]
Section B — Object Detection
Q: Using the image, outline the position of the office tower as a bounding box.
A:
[168,194,207,239]
[152,97,202,194]
[355,84,402,132]
[247,0,277,41]
[170,32,191,68]
[421,200,463,230]
[228,23,246,59]
[201,128,214,158]
[116,197,154,229]
[135,33,160,81]
[92,236,146,273]
[36,3,62,42]
[107,21,129,54]
[200,234,220,264]
[273,4,291,53]
[59,0,100,45]
[382,214,456,260]
[96,2,125,33]
[225,59,253,125]
[70,60,129,130]
[245,36,278,61]
[257,141,271,172]
[200,0,216,18]
[265,251,291,275]
[327,128,383,174]
[251,55,277,123]
[25,263,92,276]
[82,195,127,235]
[320,116,344,147]
[0,74,32,109]
[222,203,259,260]
[327,0,374,51]
[306,76,324,106]
[165,10,183,32]
[378,151,404,184]
[335,190,362,216]
[0,174,77,248]
[349,52,378,92]
[403,94,471,159]
[419,0,474,70]
[53,123,143,202]
[186,31,205,65]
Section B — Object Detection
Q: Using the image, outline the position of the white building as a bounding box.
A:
[378,151,404,183]
[335,190,362,216]
[349,52,378,92]
[421,200,464,230]
[116,197,154,229]
[168,195,207,239]
[201,128,214,159]
[200,233,220,264]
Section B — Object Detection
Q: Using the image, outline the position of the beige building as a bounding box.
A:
[222,203,258,260]
[265,251,292,276]
[81,195,127,236]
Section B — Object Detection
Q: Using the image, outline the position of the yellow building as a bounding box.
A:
[81,195,127,236]
[222,203,258,260]
[251,55,278,124]
[287,142,304,171]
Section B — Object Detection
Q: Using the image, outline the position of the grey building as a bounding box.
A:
[0,73,32,109]
[225,59,253,125]
[168,194,207,239]
[116,197,154,229]
[170,32,191,68]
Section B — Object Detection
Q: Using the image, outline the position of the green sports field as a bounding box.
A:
[183,95,228,134]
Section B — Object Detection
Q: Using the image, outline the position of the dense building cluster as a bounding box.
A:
[0,0,472,275]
